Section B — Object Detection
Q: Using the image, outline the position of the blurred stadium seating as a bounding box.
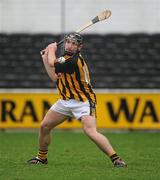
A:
[0,33,160,89]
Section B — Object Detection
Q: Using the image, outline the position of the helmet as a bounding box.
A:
[65,33,83,45]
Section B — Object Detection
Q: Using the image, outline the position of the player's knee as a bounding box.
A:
[83,126,96,138]
[40,122,52,133]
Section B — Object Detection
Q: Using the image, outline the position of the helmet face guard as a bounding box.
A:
[65,33,83,45]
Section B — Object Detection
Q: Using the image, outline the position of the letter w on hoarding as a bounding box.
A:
[106,98,139,123]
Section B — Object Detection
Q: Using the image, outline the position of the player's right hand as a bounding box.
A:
[47,42,57,52]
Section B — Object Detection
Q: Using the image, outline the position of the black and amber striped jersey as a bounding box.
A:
[55,52,96,105]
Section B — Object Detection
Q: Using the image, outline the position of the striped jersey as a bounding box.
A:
[54,52,96,105]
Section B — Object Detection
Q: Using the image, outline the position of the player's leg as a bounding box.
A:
[27,109,66,164]
[38,109,66,151]
[81,115,127,167]
[81,115,115,155]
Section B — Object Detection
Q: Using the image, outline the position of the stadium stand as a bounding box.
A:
[0,33,160,89]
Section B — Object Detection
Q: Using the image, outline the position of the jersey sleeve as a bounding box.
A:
[54,54,79,74]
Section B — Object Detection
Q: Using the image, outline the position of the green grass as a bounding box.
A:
[0,131,160,180]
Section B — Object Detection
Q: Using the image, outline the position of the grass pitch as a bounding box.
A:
[0,130,160,180]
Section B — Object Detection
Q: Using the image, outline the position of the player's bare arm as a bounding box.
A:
[46,42,57,67]
[41,45,59,81]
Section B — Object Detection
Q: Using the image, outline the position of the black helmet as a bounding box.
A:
[65,33,83,45]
